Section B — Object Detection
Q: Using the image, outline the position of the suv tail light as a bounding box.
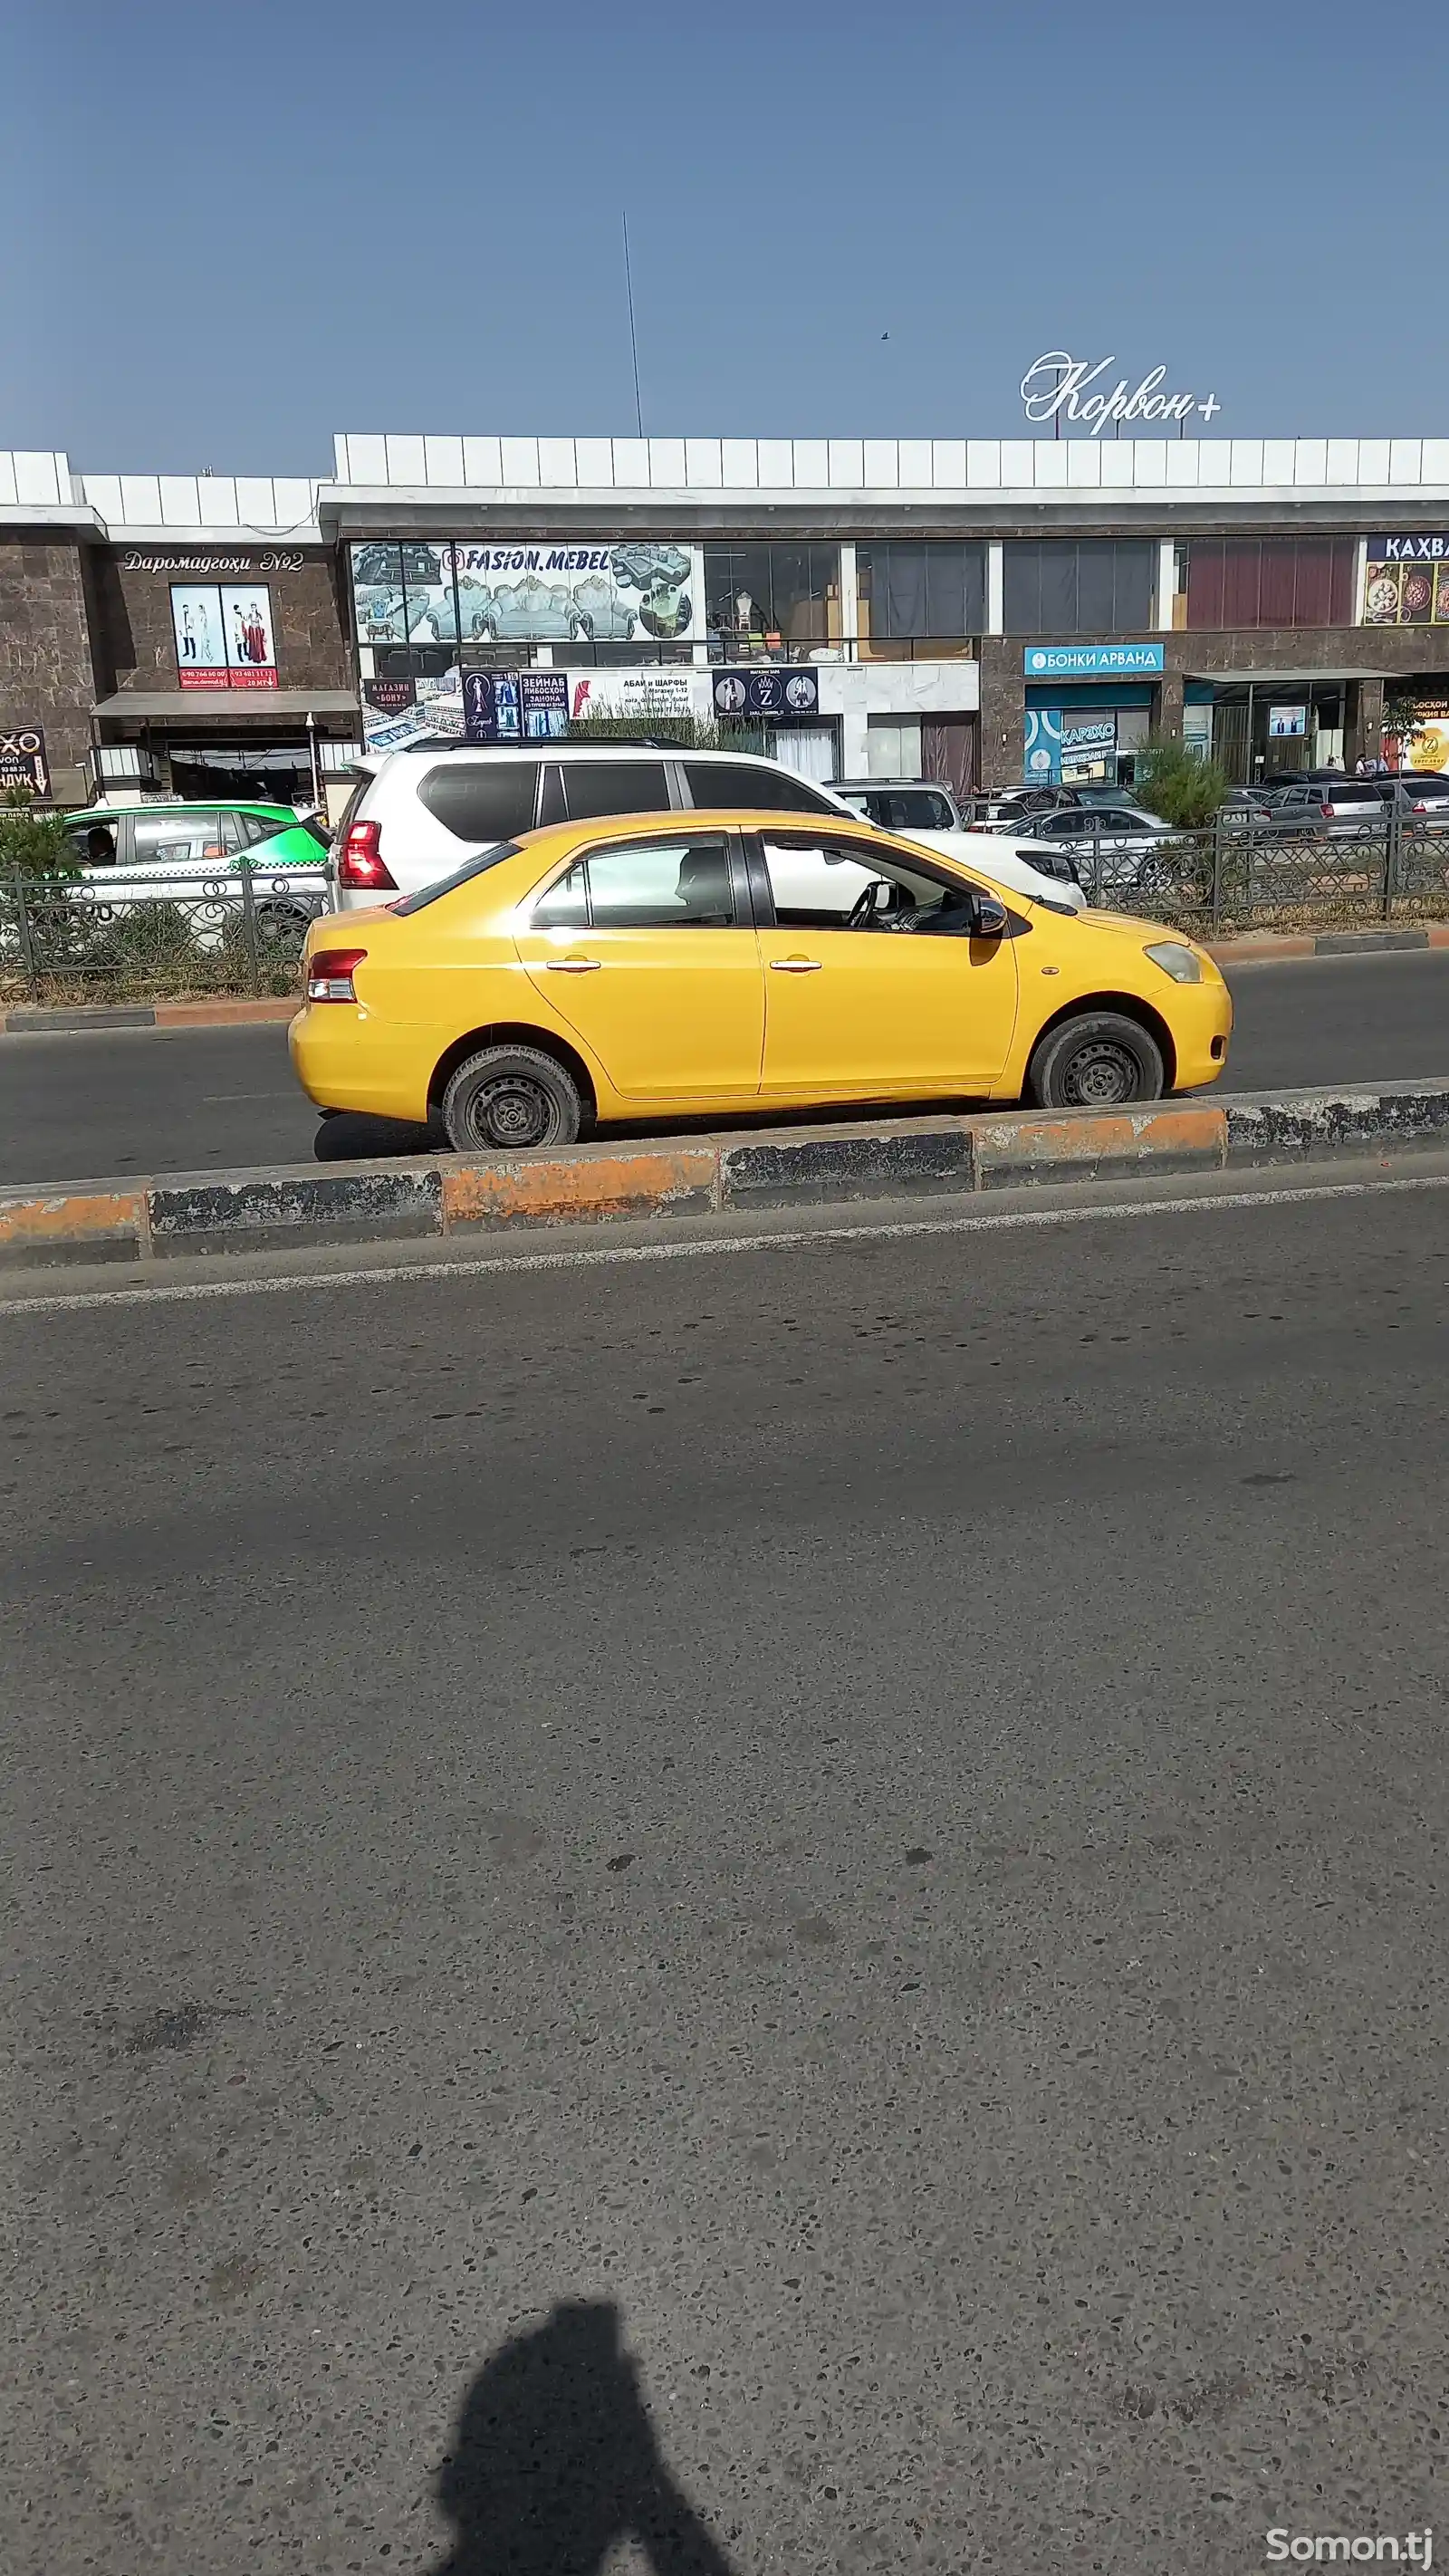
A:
[1413,797,1429,814]
[1319,799,1335,818]
[307,947,368,1002]
[337,818,397,890]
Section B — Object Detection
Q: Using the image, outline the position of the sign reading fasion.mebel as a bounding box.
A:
[1021,352,1222,436]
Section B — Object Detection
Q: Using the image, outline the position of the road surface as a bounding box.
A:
[1,947,1447,1185]
[5,1174,1448,2572]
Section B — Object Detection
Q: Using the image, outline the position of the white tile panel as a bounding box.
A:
[864,438,898,488]
[158,476,203,525]
[82,472,121,522]
[500,437,541,485]
[1326,437,1359,485]
[610,438,649,487]
[1357,438,1389,485]
[273,479,316,528]
[684,438,722,487]
[1032,443,1069,486]
[0,455,17,506]
[14,452,62,506]
[424,436,464,486]
[1389,439,1423,485]
[829,439,864,489]
[1420,438,1449,485]
[119,476,163,522]
[1293,439,1328,485]
[722,439,758,488]
[931,440,966,487]
[384,435,427,485]
[1197,440,1232,486]
[757,438,794,487]
[462,437,502,486]
[1229,440,1264,486]
[648,438,686,485]
[199,477,239,525]
[792,439,829,489]
[538,437,577,486]
[1261,440,1296,487]
[1166,443,1199,485]
[235,477,276,525]
[965,442,1001,487]
[1099,443,1135,487]
[897,440,932,488]
[345,435,389,485]
[574,438,614,487]
[1132,444,1167,486]
[999,441,1034,487]
[1066,443,1101,486]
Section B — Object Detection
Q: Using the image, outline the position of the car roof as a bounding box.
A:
[68,800,294,819]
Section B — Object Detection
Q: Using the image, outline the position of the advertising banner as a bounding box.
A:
[0,726,49,796]
[1060,714,1117,780]
[1023,642,1164,678]
[1268,705,1307,738]
[171,583,277,689]
[350,540,696,649]
[1364,539,1449,626]
[566,669,705,724]
[1023,706,1062,783]
[712,668,820,720]
[462,672,522,744]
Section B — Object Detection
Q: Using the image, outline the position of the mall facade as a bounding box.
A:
[6,431,1449,810]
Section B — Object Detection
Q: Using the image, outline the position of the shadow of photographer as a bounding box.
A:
[430,2298,736,2576]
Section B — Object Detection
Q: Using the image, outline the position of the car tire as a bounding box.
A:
[1024,1012,1166,1111]
[440,1045,583,1154]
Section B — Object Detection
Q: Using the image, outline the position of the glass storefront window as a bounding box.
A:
[703,543,840,660]
[1003,540,1156,637]
[1184,539,1356,630]
[856,543,984,657]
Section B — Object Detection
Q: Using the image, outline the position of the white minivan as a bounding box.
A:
[330,742,1088,916]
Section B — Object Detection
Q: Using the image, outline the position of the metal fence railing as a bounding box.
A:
[0,860,331,1003]
[1012,813,1449,936]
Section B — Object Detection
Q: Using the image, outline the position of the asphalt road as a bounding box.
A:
[1,949,1448,1186]
[5,1177,1449,2573]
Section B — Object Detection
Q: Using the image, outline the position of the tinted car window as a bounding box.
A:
[417,761,539,844]
[681,759,838,814]
[865,789,956,831]
[561,760,670,822]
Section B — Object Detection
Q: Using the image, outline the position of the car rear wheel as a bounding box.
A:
[1024,1012,1166,1111]
[440,1045,583,1154]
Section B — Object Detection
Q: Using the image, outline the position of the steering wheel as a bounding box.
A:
[847,880,885,928]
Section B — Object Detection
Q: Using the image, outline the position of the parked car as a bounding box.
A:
[1012,802,1185,895]
[293,806,1232,1147]
[1261,780,1386,838]
[831,778,964,833]
[1383,773,1449,831]
[331,741,1089,918]
[56,802,332,947]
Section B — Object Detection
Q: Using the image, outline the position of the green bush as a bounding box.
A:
[1134,741,1233,829]
[565,707,772,754]
[0,787,77,879]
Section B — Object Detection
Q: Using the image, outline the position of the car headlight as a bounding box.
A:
[1144,939,1203,984]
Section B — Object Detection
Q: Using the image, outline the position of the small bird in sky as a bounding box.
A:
[880,331,889,341]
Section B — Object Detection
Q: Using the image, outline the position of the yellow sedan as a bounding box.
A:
[291,807,1232,1152]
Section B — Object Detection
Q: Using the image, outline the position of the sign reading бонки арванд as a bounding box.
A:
[1022,352,1222,434]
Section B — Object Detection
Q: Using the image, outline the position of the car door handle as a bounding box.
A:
[769,956,822,973]
[544,957,602,972]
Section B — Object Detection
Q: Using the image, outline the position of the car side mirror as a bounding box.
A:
[973,893,1009,937]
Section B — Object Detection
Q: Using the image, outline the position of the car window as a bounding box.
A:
[131,811,226,865]
[681,759,838,815]
[417,760,539,845]
[389,841,526,915]
[866,790,957,832]
[561,760,670,822]
[759,831,978,934]
[532,833,737,931]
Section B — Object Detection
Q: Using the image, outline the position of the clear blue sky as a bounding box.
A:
[10,0,1446,476]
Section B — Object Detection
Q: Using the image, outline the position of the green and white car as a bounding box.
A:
[62,802,331,949]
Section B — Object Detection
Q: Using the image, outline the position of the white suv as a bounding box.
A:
[331,743,1088,914]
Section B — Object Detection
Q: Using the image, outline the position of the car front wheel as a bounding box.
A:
[1024,1012,1166,1110]
[440,1045,583,1153]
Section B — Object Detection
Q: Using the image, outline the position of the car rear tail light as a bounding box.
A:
[337,819,397,890]
[1414,798,1428,814]
[1319,800,1335,818]
[307,947,368,1002]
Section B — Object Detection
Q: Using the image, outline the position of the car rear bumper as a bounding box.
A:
[288,1003,431,1122]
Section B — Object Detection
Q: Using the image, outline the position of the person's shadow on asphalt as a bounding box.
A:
[429,2299,737,2576]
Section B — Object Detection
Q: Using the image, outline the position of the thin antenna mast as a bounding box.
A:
[622,212,644,438]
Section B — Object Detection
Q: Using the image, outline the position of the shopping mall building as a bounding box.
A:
[6,429,1449,809]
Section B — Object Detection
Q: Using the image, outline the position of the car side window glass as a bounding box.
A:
[536,764,567,827]
[561,761,670,822]
[132,812,223,865]
[761,833,978,935]
[590,834,738,929]
[531,861,590,931]
[681,759,837,814]
[417,761,538,844]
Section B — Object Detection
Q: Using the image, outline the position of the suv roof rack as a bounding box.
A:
[418,733,685,755]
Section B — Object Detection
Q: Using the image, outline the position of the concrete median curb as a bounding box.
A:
[5,1079,1449,1270]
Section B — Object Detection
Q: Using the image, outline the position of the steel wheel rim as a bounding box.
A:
[1061,1040,1139,1108]
[471,1076,555,1150]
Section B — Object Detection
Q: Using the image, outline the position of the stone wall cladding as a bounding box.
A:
[91,547,350,697]
[0,535,97,792]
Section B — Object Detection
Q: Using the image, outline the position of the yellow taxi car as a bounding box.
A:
[291,807,1232,1152]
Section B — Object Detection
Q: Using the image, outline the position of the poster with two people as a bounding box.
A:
[171,585,278,689]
